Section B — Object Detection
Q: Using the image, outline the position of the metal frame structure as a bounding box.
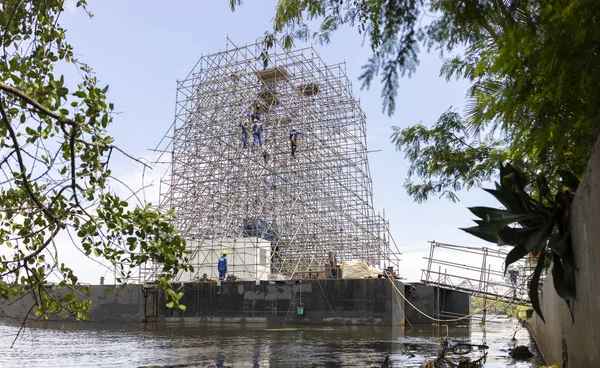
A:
[421,241,542,304]
[150,38,398,281]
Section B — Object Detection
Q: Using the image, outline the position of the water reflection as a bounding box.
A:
[0,316,541,367]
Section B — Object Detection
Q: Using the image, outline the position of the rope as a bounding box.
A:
[282,282,299,324]
[316,279,339,318]
[390,280,413,329]
[386,273,532,323]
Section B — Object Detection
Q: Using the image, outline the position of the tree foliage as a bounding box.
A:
[391,111,507,202]
[232,0,600,202]
[0,0,192,321]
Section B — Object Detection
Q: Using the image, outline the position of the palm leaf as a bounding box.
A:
[529,251,547,322]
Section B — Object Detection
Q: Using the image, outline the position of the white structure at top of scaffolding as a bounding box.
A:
[153,38,398,280]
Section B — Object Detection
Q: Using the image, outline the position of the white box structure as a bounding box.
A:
[178,238,272,281]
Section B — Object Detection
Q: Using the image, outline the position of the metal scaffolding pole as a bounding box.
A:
[146,38,397,281]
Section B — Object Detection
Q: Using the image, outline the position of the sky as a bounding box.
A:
[55,0,502,283]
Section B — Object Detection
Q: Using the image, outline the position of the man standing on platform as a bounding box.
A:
[252,119,263,151]
[240,118,250,148]
[218,251,228,281]
[289,128,303,157]
[261,48,269,69]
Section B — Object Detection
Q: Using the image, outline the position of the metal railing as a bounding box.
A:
[421,241,543,304]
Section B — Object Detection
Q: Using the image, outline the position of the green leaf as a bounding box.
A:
[559,171,580,193]
[468,206,511,219]
[523,223,553,254]
[551,252,576,301]
[529,251,547,323]
[165,301,174,309]
[461,225,499,244]
[547,233,567,257]
[498,226,545,247]
[486,211,544,228]
[483,188,527,214]
[504,244,529,274]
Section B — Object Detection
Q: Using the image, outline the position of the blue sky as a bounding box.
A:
[59,1,500,282]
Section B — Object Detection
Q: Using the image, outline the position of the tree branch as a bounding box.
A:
[0,226,60,271]
[0,94,59,224]
[0,81,75,126]
[75,139,151,169]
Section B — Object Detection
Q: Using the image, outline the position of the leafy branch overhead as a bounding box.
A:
[391,110,507,203]
[0,0,192,321]
[232,0,600,202]
[462,163,578,322]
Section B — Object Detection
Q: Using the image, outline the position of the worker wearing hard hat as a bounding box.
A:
[252,119,263,150]
[289,128,303,157]
[218,251,228,281]
[240,118,250,148]
[260,48,269,70]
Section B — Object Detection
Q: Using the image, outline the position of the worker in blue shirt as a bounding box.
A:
[289,128,303,157]
[251,104,261,123]
[240,119,250,148]
[252,119,263,150]
[260,48,269,69]
[218,251,228,281]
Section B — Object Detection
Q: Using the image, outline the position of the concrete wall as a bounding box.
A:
[160,278,405,325]
[530,138,600,367]
[440,289,471,320]
[0,284,145,323]
[404,284,471,324]
[404,284,438,324]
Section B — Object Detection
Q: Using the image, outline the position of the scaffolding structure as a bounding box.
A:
[149,38,398,281]
[421,241,540,304]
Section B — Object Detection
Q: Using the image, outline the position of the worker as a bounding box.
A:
[289,128,303,157]
[260,48,269,69]
[328,251,338,279]
[252,119,263,150]
[218,251,228,281]
[250,104,261,123]
[262,147,270,164]
[240,118,250,148]
[508,265,519,297]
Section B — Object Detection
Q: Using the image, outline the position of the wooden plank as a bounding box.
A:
[255,67,290,83]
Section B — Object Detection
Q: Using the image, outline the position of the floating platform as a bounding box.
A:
[154,279,405,325]
[0,279,472,326]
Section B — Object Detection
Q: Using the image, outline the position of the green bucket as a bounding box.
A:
[297,305,304,315]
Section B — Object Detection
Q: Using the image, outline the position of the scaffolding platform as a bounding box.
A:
[255,66,290,83]
[297,83,320,96]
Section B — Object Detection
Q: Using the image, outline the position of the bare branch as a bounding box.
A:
[76,139,151,169]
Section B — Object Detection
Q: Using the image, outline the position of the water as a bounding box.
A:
[0,316,543,367]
